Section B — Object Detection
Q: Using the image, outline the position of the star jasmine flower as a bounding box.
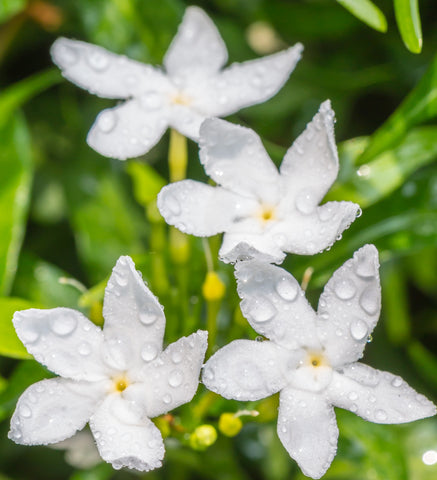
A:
[202,245,436,479]
[9,256,208,472]
[50,6,303,160]
[158,101,360,264]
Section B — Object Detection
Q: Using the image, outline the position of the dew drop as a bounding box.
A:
[87,51,110,72]
[249,297,276,323]
[139,92,163,110]
[355,253,376,278]
[141,343,159,362]
[275,276,298,302]
[163,394,172,405]
[78,342,92,356]
[98,111,117,133]
[19,404,32,418]
[58,44,78,65]
[295,190,316,215]
[164,193,181,216]
[366,334,373,343]
[375,409,387,421]
[391,377,402,388]
[350,404,358,413]
[318,206,333,222]
[139,311,158,325]
[21,328,39,344]
[350,319,368,341]
[203,367,214,381]
[359,286,379,315]
[51,314,77,336]
[347,391,358,401]
[168,370,183,388]
[171,350,182,364]
[334,279,356,300]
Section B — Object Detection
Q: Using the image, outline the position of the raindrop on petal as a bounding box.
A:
[139,92,163,110]
[165,193,181,216]
[163,394,172,405]
[78,342,92,356]
[275,276,298,302]
[391,377,402,388]
[139,311,158,325]
[141,343,159,362]
[171,350,182,364]
[350,319,368,340]
[19,405,32,418]
[295,190,316,215]
[98,111,117,133]
[168,370,183,388]
[359,286,379,315]
[87,51,110,72]
[375,409,387,421]
[248,297,276,323]
[51,314,77,336]
[334,279,356,300]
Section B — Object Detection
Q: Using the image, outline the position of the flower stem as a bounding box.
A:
[169,128,188,182]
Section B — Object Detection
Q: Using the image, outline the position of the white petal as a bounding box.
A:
[328,365,436,423]
[272,201,360,255]
[9,378,106,445]
[200,44,303,116]
[125,331,208,418]
[316,245,381,366]
[87,100,168,160]
[167,104,206,140]
[280,100,338,203]
[164,7,227,80]
[235,260,320,350]
[277,387,338,479]
[102,256,166,373]
[199,118,280,204]
[90,394,164,472]
[220,236,285,264]
[202,339,298,401]
[51,38,171,99]
[158,181,256,237]
[13,308,107,381]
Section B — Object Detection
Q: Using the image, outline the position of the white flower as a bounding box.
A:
[202,245,436,479]
[50,6,303,160]
[158,101,360,264]
[9,256,207,472]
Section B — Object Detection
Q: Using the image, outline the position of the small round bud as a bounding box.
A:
[189,425,217,451]
[218,413,243,437]
[202,272,226,302]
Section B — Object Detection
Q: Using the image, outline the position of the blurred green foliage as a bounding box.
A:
[0,1,436,480]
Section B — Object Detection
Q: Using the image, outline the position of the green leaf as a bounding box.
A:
[358,53,437,164]
[0,113,33,295]
[394,0,422,54]
[69,463,113,480]
[0,297,41,359]
[337,0,387,32]
[126,160,166,207]
[0,0,26,23]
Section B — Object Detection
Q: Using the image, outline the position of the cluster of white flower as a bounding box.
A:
[9,6,435,479]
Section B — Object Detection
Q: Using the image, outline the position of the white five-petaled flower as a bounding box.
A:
[202,245,436,479]
[50,6,303,160]
[9,256,207,472]
[158,101,360,264]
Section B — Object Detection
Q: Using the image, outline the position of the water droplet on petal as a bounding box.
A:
[87,50,110,72]
[359,286,379,315]
[165,193,181,216]
[21,328,39,343]
[203,367,214,381]
[248,297,276,323]
[391,377,402,388]
[58,44,78,65]
[366,334,373,343]
[334,279,356,300]
[348,391,358,401]
[171,350,182,364]
[98,111,117,133]
[139,92,163,110]
[139,311,158,325]
[375,409,387,421]
[168,369,183,388]
[141,343,159,362]
[350,319,368,340]
[355,253,376,278]
[19,405,32,418]
[163,394,172,405]
[275,276,298,301]
[51,313,77,336]
[295,190,316,215]
[78,342,92,356]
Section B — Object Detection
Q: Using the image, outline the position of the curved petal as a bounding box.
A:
[199,118,280,204]
[279,101,338,204]
[235,260,320,350]
[327,365,436,424]
[164,7,227,80]
[158,181,256,237]
[51,38,171,99]
[278,387,338,479]
[199,44,303,117]
[89,394,164,472]
[9,378,106,445]
[167,104,206,140]
[202,339,299,401]
[125,331,207,418]
[316,245,380,366]
[13,308,107,381]
[102,256,166,373]
[87,100,168,160]
[219,238,284,265]
[273,201,360,256]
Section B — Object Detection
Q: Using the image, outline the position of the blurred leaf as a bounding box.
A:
[0,0,26,23]
[358,53,437,164]
[0,297,40,359]
[0,360,49,422]
[394,0,422,54]
[69,463,113,480]
[0,113,33,295]
[0,69,62,129]
[126,160,166,208]
[408,341,437,390]
[330,126,437,207]
[337,0,387,32]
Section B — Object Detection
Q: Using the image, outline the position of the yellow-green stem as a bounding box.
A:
[169,128,188,182]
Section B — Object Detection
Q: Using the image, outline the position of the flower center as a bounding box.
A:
[257,205,276,223]
[309,353,324,367]
[171,92,192,106]
[112,375,130,393]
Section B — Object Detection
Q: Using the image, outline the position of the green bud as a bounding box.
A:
[189,425,217,451]
[218,413,243,437]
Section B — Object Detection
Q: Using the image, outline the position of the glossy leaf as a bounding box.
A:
[337,0,387,32]
[394,0,422,54]
[0,0,26,23]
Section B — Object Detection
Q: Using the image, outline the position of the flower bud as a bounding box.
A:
[189,425,217,451]
[202,272,226,302]
[218,413,243,437]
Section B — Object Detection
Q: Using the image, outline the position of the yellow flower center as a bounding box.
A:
[307,352,328,368]
[257,205,276,223]
[171,92,192,106]
[112,375,130,393]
